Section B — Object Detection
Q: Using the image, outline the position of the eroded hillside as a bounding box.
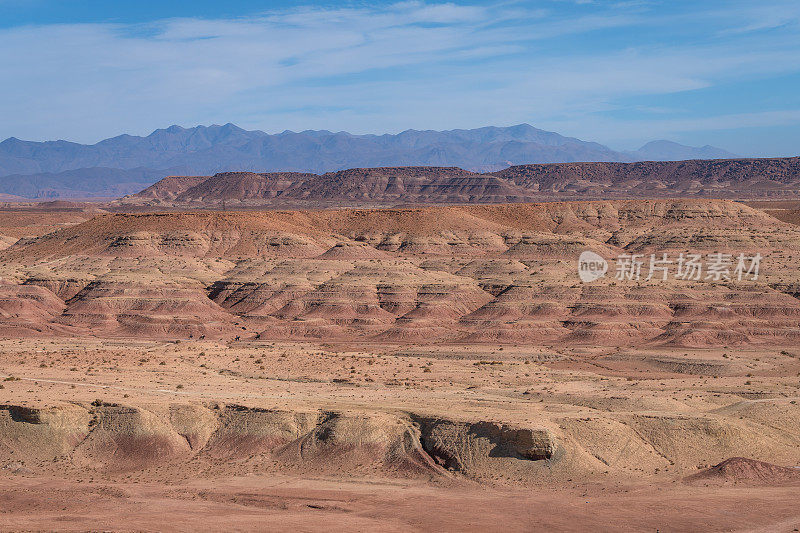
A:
[0,200,798,346]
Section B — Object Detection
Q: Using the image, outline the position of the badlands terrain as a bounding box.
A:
[0,196,799,530]
[120,158,800,208]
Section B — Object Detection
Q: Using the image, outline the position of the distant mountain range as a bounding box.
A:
[0,123,740,198]
[625,140,738,161]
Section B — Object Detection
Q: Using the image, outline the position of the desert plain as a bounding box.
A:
[0,191,799,531]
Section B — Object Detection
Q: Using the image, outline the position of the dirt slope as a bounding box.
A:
[686,457,800,485]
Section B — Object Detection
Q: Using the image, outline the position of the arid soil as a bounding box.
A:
[0,200,799,531]
[2,475,799,532]
[2,338,800,531]
[745,199,800,226]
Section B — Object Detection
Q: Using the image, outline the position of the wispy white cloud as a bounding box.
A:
[714,0,800,35]
[0,0,798,155]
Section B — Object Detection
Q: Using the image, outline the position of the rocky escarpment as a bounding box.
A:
[0,402,560,482]
[119,158,800,207]
[3,399,798,484]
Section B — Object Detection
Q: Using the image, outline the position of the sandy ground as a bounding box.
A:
[2,474,799,532]
[2,338,800,531]
[3,338,799,433]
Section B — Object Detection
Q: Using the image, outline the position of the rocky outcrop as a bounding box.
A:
[415,418,557,471]
[0,403,559,480]
[4,400,797,483]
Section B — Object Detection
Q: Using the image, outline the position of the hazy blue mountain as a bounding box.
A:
[0,123,630,177]
[0,167,164,199]
[0,123,739,198]
[629,140,739,161]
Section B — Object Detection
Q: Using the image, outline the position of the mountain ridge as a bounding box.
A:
[120,157,800,206]
[627,140,738,161]
[0,123,741,198]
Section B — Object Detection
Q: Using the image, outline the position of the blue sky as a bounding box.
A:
[1,0,799,156]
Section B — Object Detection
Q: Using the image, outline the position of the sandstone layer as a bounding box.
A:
[1,200,799,346]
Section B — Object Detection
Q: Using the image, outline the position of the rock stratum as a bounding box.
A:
[120,158,800,207]
[1,199,800,346]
